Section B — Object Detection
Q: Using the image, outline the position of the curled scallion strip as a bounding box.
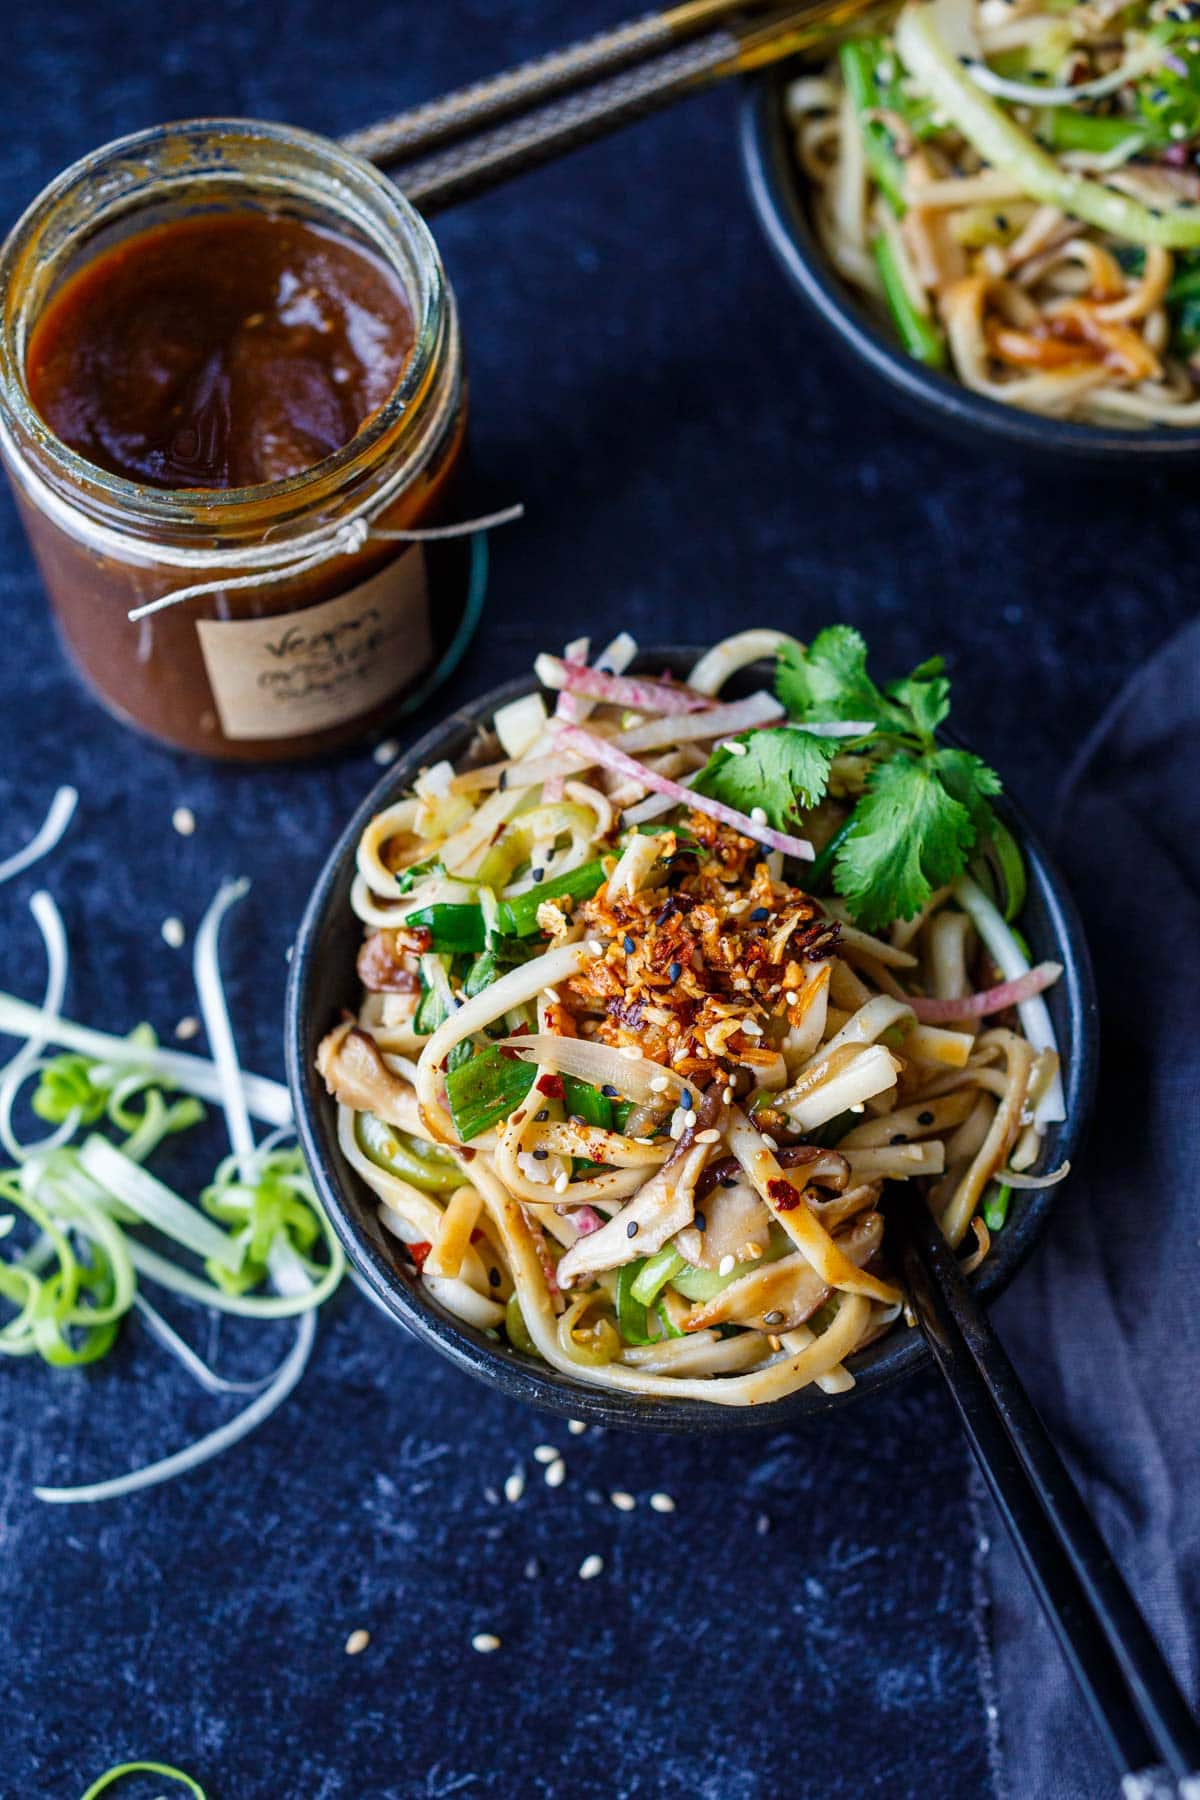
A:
[79,1761,205,1800]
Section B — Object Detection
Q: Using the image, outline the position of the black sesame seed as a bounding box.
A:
[995,213,1009,229]
[890,1133,907,1146]
[917,1110,934,1126]
[693,1211,707,1233]
[596,662,614,675]
[763,1310,784,1326]
[749,907,770,921]
[535,1108,549,1122]
[624,935,636,953]
[499,771,508,791]
[532,1148,549,1162]
[601,1084,618,1098]
[626,1220,639,1238]
[721,1173,738,1188]
[681,1090,694,1111]
[668,961,682,982]
[488,1268,501,1288]
[531,868,545,883]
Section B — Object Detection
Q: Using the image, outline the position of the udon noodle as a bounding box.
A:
[790,0,1200,424]
[318,630,1064,1405]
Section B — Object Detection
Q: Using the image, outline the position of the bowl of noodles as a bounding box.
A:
[286,630,1097,1429]
[740,0,1200,456]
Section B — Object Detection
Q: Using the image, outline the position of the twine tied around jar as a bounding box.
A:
[125,501,525,622]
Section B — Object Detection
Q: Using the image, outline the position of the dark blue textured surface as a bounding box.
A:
[0,4,1195,1798]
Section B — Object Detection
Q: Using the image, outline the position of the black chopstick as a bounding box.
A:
[340,0,765,168]
[340,0,863,214]
[885,1185,1200,1792]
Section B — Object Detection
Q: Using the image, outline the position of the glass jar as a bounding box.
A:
[0,119,480,761]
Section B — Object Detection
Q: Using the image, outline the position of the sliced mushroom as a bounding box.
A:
[675,1175,771,1269]
[683,1211,884,1334]
[556,1137,710,1289]
[807,1182,881,1232]
[316,1019,422,1133]
[357,928,426,994]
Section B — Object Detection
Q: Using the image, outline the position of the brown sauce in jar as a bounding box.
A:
[27,213,416,490]
[9,201,471,763]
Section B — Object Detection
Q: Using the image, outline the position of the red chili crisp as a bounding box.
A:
[767,1178,801,1212]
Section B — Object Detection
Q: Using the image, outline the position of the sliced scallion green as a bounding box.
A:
[444,1045,536,1141]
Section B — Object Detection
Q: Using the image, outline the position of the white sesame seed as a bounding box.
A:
[618,1044,643,1061]
[750,807,768,825]
[587,939,604,956]
[567,1419,587,1436]
[544,1458,566,1488]
[484,1485,501,1504]
[696,1128,720,1144]
[542,987,560,1003]
[785,990,799,1006]
[553,1171,570,1194]
[756,1512,771,1536]
[171,806,196,837]
[161,916,185,949]
[578,1554,605,1580]
[649,1492,676,1514]
[741,1019,763,1037]
[722,1086,734,1104]
[532,1444,558,1464]
[610,1490,636,1512]
[503,1469,525,1504]
[725,740,748,757]
[649,1075,669,1093]
[344,1628,370,1655]
[849,1103,866,1113]
[373,738,400,766]
[761,1133,778,1151]
[174,1016,200,1041]
[471,1632,502,1654]
[523,1556,542,1579]
[718,1254,736,1277]
[635,1135,657,1145]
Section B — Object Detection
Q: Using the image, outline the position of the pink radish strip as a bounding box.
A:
[613,690,782,753]
[909,962,1063,1022]
[537,655,714,715]
[552,722,814,860]
[572,1206,606,1236]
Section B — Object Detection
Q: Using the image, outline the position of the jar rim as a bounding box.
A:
[0,117,448,532]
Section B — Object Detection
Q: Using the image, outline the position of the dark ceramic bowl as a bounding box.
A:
[286,649,1098,1432]
[740,67,1200,464]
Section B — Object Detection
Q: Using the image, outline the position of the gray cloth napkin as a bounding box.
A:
[977,617,1200,1800]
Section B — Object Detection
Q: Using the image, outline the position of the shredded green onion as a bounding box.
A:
[80,1761,205,1800]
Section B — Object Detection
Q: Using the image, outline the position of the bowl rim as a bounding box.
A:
[286,648,1099,1433]
[738,67,1200,462]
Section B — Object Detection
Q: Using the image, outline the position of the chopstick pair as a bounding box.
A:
[885,1184,1200,1796]
[340,0,874,213]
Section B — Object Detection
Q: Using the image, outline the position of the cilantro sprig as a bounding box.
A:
[1137,24,1200,151]
[692,728,837,831]
[694,626,1004,928]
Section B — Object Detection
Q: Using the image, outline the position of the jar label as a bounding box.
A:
[195,548,431,741]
